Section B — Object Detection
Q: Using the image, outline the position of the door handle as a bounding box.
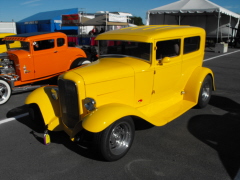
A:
[54,51,58,53]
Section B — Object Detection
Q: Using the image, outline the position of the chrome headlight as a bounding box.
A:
[51,87,59,100]
[84,97,96,111]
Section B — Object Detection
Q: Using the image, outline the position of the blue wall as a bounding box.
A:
[16,8,79,34]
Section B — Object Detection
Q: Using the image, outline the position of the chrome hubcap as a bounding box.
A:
[202,82,210,101]
[0,84,8,101]
[109,123,131,155]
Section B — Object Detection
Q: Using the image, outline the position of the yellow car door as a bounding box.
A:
[152,39,183,103]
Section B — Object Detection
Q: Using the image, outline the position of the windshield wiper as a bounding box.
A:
[100,54,128,58]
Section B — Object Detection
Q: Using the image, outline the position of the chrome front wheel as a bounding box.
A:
[109,121,132,156]
[94,117,135,161]
[0,79,11,105]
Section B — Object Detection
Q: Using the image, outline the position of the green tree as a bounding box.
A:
[130,16,144,25]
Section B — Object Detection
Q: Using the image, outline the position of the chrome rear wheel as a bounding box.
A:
[197,75,213,108]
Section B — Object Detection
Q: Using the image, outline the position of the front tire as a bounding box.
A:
[28,104,45,132]
[0,79,11,105]
[197,75,213,108]
[93,117,135,161]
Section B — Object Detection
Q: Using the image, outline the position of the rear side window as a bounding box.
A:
[184,36,200,54]
[57,38,65,47]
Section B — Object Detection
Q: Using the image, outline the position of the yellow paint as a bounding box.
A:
[25,86,63,131]
[26,25,214,137]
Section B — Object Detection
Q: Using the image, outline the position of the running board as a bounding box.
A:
[12,84,48,94]
[148,100,196,126]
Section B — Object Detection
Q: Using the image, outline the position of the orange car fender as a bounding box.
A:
[68,48,87,65]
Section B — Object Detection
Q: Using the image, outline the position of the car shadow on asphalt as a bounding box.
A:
[6,105,100,161]
[6,104,155,162]
[188,95,240,179]
[133,117,154,131]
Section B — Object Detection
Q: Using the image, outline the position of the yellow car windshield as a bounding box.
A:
[99,40,151,61]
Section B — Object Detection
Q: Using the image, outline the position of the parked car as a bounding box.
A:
[25,25,215,161]
[0,32,90,104]
[0,33,19,53]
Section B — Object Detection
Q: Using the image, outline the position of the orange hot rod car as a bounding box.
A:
[0,32,91,104]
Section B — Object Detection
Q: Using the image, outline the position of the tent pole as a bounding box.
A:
[163,13,165,24]
[179,13,181,25]
[146,12,150,25]
[228,16,231,41]
[217,11,220,43]
[236,19,240,39]
[106,12,107,31]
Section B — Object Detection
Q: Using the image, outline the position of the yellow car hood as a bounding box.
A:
[71,57,149,85]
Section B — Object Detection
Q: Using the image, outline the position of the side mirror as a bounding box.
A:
[159,57,171,65]
[162,57,171,63]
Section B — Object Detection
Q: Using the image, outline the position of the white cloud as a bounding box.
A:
[21,0,41,5]
[224,5,239,9]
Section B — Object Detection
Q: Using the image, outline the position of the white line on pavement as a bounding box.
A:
[0,113,29,125]
[204,49,240,62]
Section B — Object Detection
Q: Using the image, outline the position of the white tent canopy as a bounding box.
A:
[147,0,240,42]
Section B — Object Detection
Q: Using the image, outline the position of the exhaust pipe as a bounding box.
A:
[12,84,48,94]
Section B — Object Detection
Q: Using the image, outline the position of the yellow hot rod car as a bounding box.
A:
[25,25,215,161]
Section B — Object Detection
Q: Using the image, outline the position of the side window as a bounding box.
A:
[33,39,54,51]
[184,36,200,54]
[156,39,180,60]
[57,38,65,47]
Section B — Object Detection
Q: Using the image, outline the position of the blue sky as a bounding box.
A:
[0,0,240,24]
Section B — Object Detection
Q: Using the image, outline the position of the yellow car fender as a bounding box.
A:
[184,66,215,103]
[25,86,62,131]
[81,103,148,133]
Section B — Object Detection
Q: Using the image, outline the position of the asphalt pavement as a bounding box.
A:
[0,47,240,180]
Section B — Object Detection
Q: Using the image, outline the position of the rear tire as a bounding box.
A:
[0,79,11,105]
[197,75,213,108]
[93,117,135,161]
[70,58,91,69]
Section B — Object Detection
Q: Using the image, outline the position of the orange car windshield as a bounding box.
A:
[0,38,6,45]
[6,40,30,52]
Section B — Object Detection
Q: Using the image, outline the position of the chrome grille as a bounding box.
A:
[58,79,79,128]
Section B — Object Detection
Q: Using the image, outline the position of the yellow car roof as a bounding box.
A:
[96,25,205,42]
[0,33,16,38]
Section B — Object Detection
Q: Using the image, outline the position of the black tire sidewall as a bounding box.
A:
[95,117,135,161]
[197,75,212,108]
[0,79,11,105]
[28,104,45,132]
